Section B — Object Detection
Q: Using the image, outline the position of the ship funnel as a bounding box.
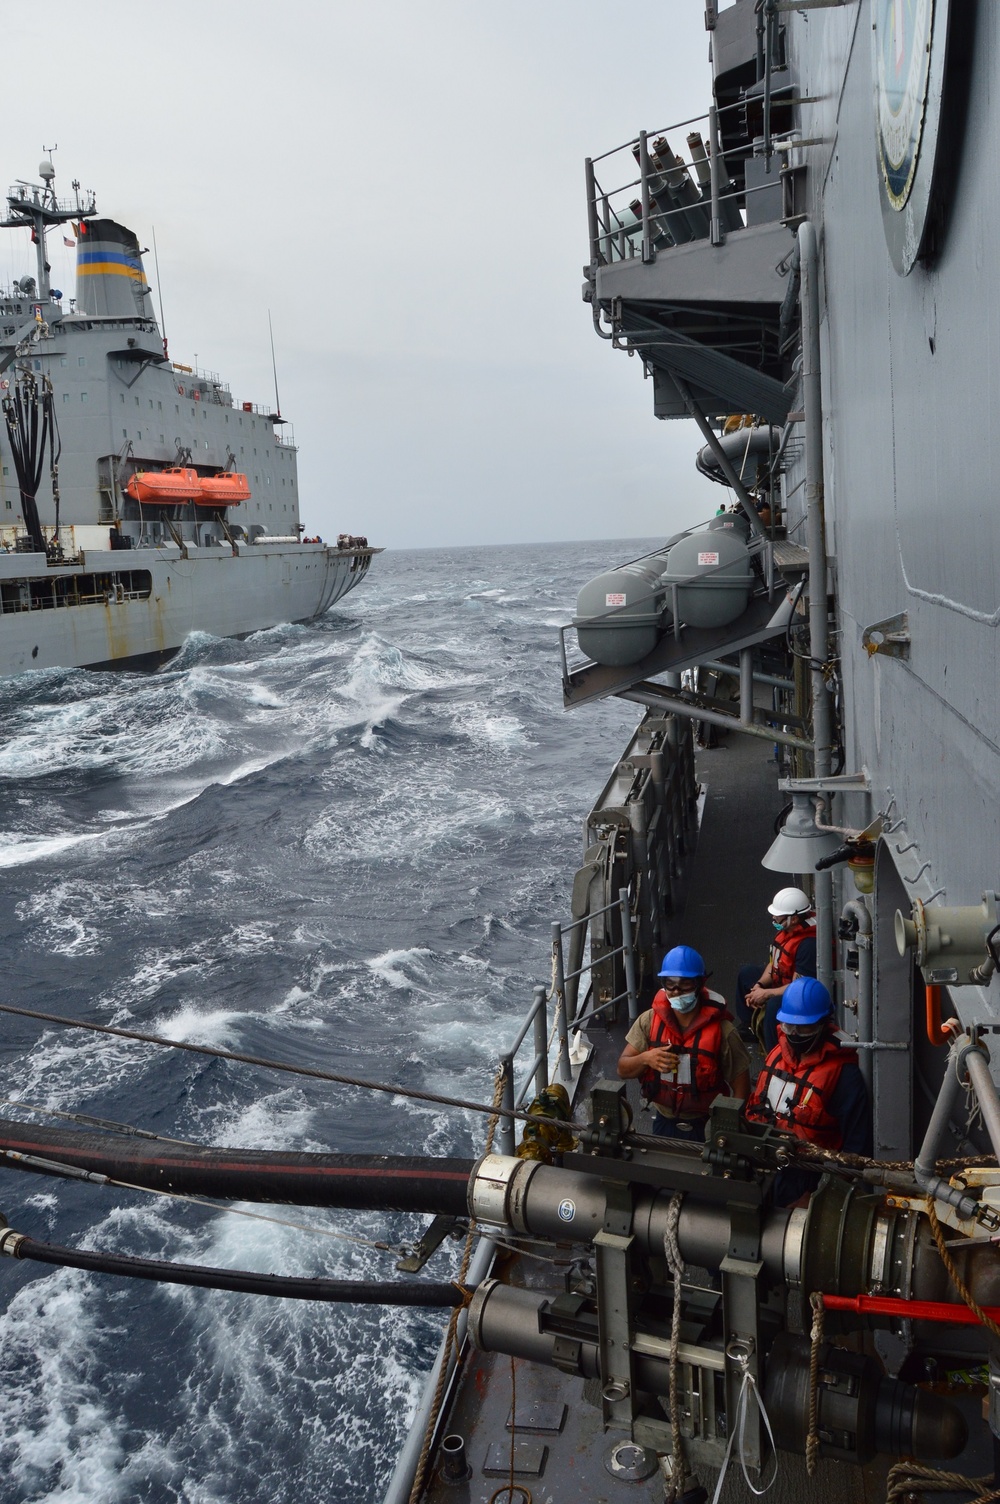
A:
[75,219,150,318]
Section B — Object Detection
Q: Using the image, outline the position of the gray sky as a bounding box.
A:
[3,2,715,549]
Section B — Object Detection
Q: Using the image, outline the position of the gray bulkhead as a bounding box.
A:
[781,2,1000,1141]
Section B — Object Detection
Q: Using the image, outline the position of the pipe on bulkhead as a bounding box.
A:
[670,376,762,536]
[842,899,873,1089]
[798,220,835,997]
[703,659,795,692]
[740,648,754,725]
[912,1045,979,1219]
[618,686,813,754]
[960,1041,1000,1163]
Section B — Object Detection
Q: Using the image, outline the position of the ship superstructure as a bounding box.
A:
[0,158,377,673]
[383,1,1000,1499]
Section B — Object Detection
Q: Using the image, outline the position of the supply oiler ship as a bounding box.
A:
[0,158,377,676]
[0,3,999,1502]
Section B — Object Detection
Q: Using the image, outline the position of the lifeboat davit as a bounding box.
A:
[125,467,200,504]
[195,472,250,506]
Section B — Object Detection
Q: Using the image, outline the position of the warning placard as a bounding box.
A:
[605,593,626,607]
[697,551,720,567]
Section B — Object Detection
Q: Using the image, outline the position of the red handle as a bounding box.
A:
[821,1292,999,1326]
[925,984,948,1047]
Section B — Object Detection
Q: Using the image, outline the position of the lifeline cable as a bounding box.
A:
[0,998,980,1185]
[0,1000,564,1136]
[5,1004,986,1180]
[0,1097,199,1146]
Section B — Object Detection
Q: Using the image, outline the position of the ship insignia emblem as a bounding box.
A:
[873,0,933,211]
[871,0,956,275]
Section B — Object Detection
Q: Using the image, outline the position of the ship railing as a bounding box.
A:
[183,362,223,385]
[557,523,778,682]
[585,95,803,265]
[495,890,638,1156]
[5,186,97,217]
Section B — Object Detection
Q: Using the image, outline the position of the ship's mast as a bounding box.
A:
[0,152,97,306]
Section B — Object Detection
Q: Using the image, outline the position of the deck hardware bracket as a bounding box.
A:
[594,1201,637,1432]
[780,770,870,794]
[862,613,910,659]
[394,1214,458,1273]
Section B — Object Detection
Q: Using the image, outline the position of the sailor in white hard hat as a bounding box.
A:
[735,886,816,1051]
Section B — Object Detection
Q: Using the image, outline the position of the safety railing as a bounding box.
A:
[584,91,806,267]
[559,886,640,1029]
[496,889,639,1156]
[5,185,97,217]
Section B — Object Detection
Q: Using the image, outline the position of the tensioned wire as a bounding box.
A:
[0,1001,991,1176]
[0,1000,571,1134]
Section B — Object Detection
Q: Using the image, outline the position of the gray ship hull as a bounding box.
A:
[0,540,373,675]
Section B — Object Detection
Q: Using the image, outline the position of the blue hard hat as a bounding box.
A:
[776,976,832,1025]
[659,945,705,979]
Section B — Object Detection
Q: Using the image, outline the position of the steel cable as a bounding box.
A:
[0,1000,567,1136]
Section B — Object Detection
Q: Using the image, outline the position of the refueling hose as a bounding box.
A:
[0,1226,466,1306]
[0,1119,473,1216]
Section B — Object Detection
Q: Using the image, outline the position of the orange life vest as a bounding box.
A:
[640,991,732,1117]
[745,1031,857,1150]
[770,921,816,987]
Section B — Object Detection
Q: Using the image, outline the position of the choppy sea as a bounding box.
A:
[0,540,651,1503]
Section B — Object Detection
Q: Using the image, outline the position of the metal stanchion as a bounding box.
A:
[619,888,640,1021]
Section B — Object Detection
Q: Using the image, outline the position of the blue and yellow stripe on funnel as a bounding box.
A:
[76,248,147,282]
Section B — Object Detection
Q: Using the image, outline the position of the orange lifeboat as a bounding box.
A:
[126,467,200,504]
[196,472,251,507]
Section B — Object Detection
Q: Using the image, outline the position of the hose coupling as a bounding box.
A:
[0,1225,26,1258]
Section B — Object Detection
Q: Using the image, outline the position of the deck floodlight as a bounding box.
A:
[761,792,843,873]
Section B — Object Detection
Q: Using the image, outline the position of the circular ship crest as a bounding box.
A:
[872,0,952,274]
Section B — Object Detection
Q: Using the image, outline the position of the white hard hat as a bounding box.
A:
[768,886,811,917]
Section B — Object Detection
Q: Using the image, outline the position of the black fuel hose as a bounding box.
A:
[0,1229,465,1306]
[0,1119,473,1216]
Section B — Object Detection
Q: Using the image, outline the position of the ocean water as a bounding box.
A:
[0,540,651,1504]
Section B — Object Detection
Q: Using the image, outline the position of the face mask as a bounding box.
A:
[771,917,789,932]
[670,991,698,1012]
[785,1028,822,1058]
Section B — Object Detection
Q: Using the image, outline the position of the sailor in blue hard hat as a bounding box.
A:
[745,977,872,1204]
[617,944,750,1142]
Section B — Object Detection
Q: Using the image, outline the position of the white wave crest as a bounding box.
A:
[365,947,434,991]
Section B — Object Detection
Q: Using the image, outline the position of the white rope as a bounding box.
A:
[710,1361,779,1504]
[663,1193,686,1501]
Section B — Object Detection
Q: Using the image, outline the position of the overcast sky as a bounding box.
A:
[2,2,717,549]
